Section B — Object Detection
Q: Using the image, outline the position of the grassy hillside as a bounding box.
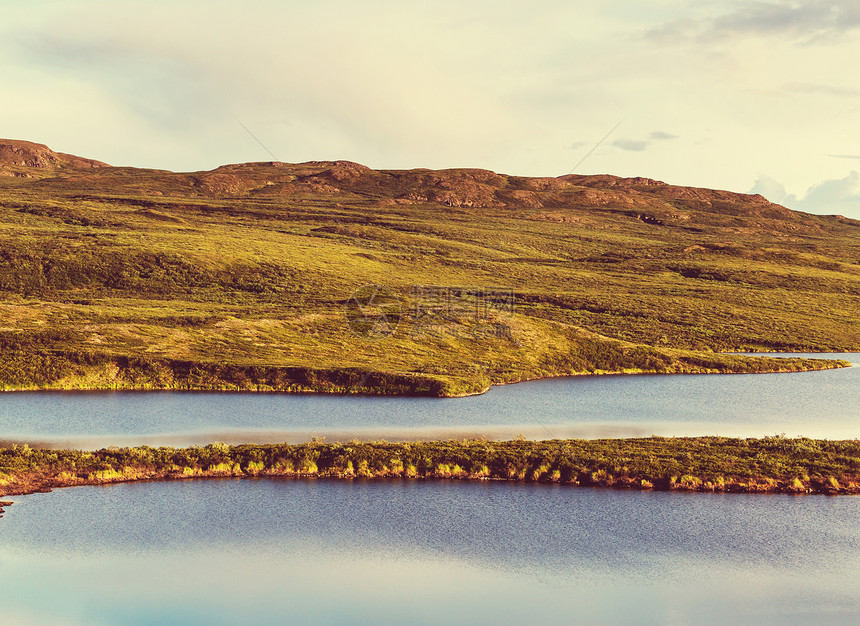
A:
[0,140,857,394]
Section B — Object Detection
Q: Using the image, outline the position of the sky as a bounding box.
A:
[2,0,860,219]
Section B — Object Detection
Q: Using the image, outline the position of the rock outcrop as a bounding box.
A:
[0,139,109,170]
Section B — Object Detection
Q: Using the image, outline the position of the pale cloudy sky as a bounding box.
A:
[3,0,860,218]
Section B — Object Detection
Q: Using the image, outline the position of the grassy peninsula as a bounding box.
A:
[0,139,858,394]
[2,437,860,507]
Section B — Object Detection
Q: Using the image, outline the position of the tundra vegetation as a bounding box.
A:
[2,437,860,504]
[0,140,857,394]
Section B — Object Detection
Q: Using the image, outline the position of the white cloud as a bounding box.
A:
[609,131,677,153]
[791,171,860,217]
[612,138,649,152]
[752,172,860,219]
[649,1,860,45]
[784,82,860,98]
[749,175,789,204]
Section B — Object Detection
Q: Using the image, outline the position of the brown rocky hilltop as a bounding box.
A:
[1,139,854,238]
[0,139,109,176]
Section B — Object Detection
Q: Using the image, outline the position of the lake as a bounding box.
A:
[2,479,860,625]
[1,354,859,624]
[0,353,857,448]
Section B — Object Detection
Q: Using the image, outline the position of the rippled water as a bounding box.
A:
[0,353,857,447]
[2,357,859,623]
[2,479,860,625]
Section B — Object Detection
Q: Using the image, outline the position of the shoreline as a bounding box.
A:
[2,466,857,501]
[455,356,855,396]
[3,437,860,506]
[0,356,851,398]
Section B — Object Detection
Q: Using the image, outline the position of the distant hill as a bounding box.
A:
[17,150,857,234]
[0,140,856,394]
[0,139,108,176]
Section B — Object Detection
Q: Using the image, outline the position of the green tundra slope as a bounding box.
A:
[0,139,857,395]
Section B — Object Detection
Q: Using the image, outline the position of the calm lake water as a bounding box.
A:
[0,353,857,447]
[2,356,859,624]
[2,479,860,625]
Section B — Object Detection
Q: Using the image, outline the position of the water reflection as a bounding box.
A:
[0,353,856,446]
[1,479,859,624]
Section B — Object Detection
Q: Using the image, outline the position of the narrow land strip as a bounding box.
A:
[2,437,859,507]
